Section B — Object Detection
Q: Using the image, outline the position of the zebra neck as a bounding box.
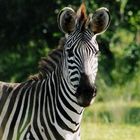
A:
[41,71,84,135]
[58,76,84,126]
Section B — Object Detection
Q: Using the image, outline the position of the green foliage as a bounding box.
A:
[81,121,140,140]
[81,101,140,140]
[0,40,50,82]
[0,1,140,97]
[83,101,140,124]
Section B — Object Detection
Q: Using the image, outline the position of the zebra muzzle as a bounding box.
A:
[76,73,97,107]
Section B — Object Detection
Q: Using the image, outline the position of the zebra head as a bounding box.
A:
[58,3,110,107]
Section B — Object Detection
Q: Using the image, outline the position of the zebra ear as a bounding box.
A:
[89,7,110,35]
[57,7,76,34]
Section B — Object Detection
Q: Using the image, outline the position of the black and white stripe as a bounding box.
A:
[0,2,110,140]
[0,31,97,140]
[0,73,83,140]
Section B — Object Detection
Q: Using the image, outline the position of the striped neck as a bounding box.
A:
[53,70,84,136]
[41,67,84,139]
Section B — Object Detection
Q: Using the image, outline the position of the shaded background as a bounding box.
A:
[0,0,140,139]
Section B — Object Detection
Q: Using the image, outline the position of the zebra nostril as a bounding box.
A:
[87,85,97,97]
[92,86,97,97]
[94,86,97,93]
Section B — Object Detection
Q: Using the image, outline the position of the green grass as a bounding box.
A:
[81,101,140,140]
[81,123,140,140]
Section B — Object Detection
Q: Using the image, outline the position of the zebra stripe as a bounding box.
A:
[0,2,110,140]
[0,31,97,140]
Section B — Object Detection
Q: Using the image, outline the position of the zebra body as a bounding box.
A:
[0,75,82,140]
[0,2,110,140]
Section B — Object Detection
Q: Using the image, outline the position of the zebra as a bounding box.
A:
[0,2,110,140]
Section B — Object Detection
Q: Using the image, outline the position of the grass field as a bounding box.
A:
[81,101,140,140]
[81,122,140,140]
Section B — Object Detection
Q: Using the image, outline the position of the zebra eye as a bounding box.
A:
[57,7,76,34]
[89,7,110,35]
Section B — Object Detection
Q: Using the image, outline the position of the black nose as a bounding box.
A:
[77,73,97,97]
[76,73,97,107]
[80,73,89,85]
[80,73,95,87]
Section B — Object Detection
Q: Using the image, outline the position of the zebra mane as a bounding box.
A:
[29,37,66,80]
